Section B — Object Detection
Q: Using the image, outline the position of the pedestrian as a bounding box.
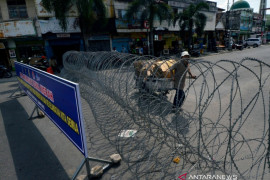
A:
[49,56,60,73]
[112,47,117,52]
[121,45,126,53]
[170,51,196,111]
[139,47,143,55]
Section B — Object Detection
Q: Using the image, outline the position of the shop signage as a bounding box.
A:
[38,18,80,34]
[144,20,149,29]
[116,19,142,29]
[89,35,110,41]
[0,20,36,38]
[168,1,185,8]
[35,0,78,17]
[57,34,71,38]
[15,62,88,157]
[9,49,16,58]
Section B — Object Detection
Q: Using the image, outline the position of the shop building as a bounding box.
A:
[87,0,116,52]
[104,0,218,55]
[0,0,42,68]
[228,0,253,42]
[112,0,149,54]
[167,0,217,53]
[34,0,83,66]
[215,8,226,46]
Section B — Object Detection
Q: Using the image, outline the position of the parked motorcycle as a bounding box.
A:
[189,49,200,57]
[232,42,243,50]
[30,56,49,71]
[0,65,12,78]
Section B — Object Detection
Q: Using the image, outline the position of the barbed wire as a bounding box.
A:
[61,51,270,179]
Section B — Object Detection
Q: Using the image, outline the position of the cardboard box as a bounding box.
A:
[134,59,176,78]
[152,59,176,78]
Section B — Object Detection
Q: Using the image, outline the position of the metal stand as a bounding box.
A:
[9,85,26,98]
[28,105,44,120]
[72,156,113,180]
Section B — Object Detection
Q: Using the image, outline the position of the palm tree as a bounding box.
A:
[125,0,173,55]
[195,13,207,39]
[42,0,107,50]
[174,2,209,51]
[76,0,107,50]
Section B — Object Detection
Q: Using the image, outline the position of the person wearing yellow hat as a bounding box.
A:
[170,51,196,111]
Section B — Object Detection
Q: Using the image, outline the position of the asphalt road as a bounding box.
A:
[1,45,270,180]
[0,75,122,179]
[0,75,84,179]
[199,44,270,63]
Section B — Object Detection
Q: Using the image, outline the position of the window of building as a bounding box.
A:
[0,6,2,20]
[118,9,122,19]
[7,0,28,19]
[134,11,141,20]
[117,9,127,20]
[173,8,178,15]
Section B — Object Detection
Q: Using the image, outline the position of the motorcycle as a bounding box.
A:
[231,40,244,50]
[30,57,50,71]
[189,49,200,57]
[0,65,12,78]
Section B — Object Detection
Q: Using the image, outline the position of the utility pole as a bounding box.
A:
[226,0,232,50]
[259,0,267,43]
[259,0,267,19]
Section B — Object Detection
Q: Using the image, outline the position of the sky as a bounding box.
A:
[210,0,270,13]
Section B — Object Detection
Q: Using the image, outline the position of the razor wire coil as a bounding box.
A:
[61,51,270,180]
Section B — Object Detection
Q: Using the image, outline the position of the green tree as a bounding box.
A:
[125,0,173,55]
[195,13,207,39]
[42,0,107,50]
[42,0,73,31]
[174,2,209,51]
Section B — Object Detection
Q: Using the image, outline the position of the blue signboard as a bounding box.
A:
[115,19,142,29]
[15,62,88,157]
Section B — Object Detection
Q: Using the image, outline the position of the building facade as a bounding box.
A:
[0,0,84,68]
[87,0,116,52]
[253,13,264,35]
[0,0,42,68]
[112,0,148,54]
[0,0,219,68]
[34,0,83,67]
[111,0,217,55]
[228,0,253,42]
[215,8,226,46]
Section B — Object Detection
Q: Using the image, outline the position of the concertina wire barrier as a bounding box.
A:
[61,51,270,180]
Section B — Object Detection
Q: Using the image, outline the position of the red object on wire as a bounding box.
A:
[46,67,54,74]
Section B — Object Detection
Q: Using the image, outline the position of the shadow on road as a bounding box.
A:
[0,99,70,180]
[131,92,172,117]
